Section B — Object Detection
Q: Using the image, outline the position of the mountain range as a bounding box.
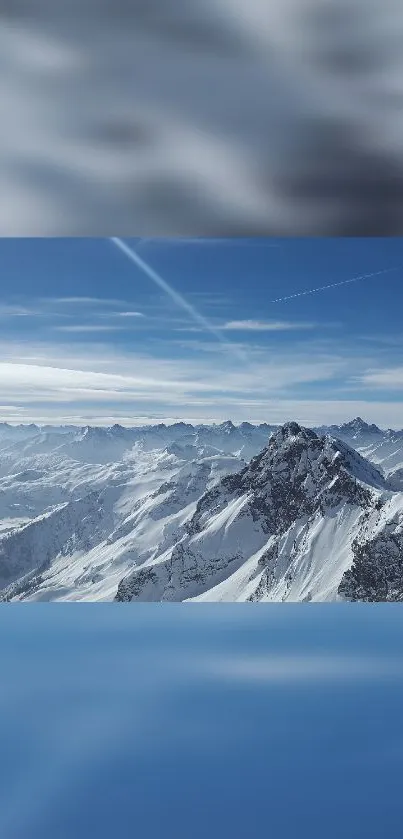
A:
[1,417,402,602]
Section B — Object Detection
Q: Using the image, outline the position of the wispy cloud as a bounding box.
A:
[52,325,128,333]
[46,297,128,306]
[0,304,41,317]
[222,319,317,332]
[359,367,403,389]
[0,338,343,410]
[114,311,145,318]
[0,335,402,428]
[0,297,146,322]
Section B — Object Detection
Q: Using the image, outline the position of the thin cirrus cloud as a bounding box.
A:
[0,344,345,410]
[0,329,402,426]
[47,297,129,306]
[359,367,403,389]
[52,325,130,333]
[114,311,145,318]
[222,319,317,331]
[5,297,146,320]
[0,304,39,317]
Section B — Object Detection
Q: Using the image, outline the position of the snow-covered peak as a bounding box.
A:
[340,417,382,436]
[218,420,236,434]
[113,422,401,604]
[345,416,367,429]
[269,421,315,445]
[256,424,386,492]
[0,422,41,442]
[110,423,126,435]
[325,436,387,490]
[185,425,383,552]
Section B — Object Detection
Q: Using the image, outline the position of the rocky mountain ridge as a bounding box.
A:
[0,418,402,602]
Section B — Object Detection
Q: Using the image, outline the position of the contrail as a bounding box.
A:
[110,237,248,362]
[269,267,399,304]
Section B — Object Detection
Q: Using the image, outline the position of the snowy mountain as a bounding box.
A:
[0,439,245,602]
[316,417,403,476]
[0,418,403,602]
[115,423,403,603]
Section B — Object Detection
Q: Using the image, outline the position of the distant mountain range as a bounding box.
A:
[1,417,402,601]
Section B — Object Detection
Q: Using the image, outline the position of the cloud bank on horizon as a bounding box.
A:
[0,236,402,428]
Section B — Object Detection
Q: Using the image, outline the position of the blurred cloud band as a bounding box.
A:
[2,1,403,235]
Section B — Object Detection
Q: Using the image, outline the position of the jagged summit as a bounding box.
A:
[219,424,385,521]
[79,425,109,440]
[218,420,236,433]
[270,421,316,442]
[258,422,387,491]
[341,417,382,435]
[113,420,400,604]
[347,416,367,427]
[176,426,384,574]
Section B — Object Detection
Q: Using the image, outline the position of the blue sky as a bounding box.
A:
[0,237,402,427]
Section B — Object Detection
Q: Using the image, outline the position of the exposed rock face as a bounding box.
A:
[187,423,378,538]
[339,513,403,602]
[115,423,402,603]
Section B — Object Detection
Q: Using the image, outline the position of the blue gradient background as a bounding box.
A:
[1,605,402,838]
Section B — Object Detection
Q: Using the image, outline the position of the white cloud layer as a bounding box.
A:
[222,319,317,331]
[52,325,129,333]
[0,336,401,427]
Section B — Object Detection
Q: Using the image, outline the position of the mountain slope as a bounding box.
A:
[115,423,402,603]
[1,418,403,602]
[315,417,403,476]
[0,446,244,601]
